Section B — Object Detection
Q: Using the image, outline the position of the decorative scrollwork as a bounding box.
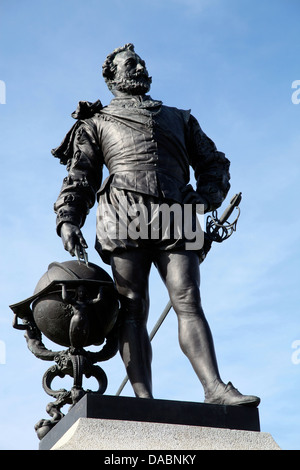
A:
[12,310,116,440]
[34,347,110,440]
[10,260,119,441]
[206,192,242,243]
[206,206,240,242]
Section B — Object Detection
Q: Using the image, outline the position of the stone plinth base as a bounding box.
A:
[51,417,280,450]
[39,393,280,451]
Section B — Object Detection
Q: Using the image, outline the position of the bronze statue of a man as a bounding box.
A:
[53,43,259,406]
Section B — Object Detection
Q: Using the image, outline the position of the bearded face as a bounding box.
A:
[111,70,152,95]
[106,50,152,96]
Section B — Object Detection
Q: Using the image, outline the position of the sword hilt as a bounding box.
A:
[206,192,242,243]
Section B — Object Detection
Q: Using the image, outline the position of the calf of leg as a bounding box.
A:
[111,250,153,398]
[155,251,223,395]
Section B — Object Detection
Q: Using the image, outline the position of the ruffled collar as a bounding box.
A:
[110,95,162,109]
[70,96,162,120]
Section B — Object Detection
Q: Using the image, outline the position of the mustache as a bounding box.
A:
[109,71,152,92]
[123,70,152,82]
[115,77,151,88]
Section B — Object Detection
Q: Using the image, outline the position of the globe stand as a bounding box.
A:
[10,261,119,440]
[37,345,112,439]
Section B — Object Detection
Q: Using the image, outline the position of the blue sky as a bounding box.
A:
[1,0,299,450]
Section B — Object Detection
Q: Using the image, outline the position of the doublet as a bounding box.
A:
[53,95,230,259]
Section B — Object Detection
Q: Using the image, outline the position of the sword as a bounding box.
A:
[75,244,89,266]
[206,192,242,242]
[115,300,172,396]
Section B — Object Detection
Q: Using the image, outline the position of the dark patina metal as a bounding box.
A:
[10,261,119,439]
[11,44,260,440]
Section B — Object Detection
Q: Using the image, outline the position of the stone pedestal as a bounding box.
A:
[39,393,280,451]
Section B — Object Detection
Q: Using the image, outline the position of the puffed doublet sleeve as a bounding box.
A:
[53,118,104,234]
[187,114,231,212]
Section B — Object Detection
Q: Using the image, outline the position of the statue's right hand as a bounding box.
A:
[60,223,88,257]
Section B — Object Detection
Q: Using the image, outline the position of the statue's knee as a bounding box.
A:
[171,284,201,313]
[119,294,149,324]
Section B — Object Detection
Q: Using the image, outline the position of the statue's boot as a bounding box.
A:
[204,381,260,407]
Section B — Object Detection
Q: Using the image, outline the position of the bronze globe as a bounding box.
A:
[31,260,119,348]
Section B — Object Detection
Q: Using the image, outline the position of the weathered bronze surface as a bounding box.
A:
[10,261,119,439]
[51,43,259,406]
[11,44,260,439]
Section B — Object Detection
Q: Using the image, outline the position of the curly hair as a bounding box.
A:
[102,43,135,81]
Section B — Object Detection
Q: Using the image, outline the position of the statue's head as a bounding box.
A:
[76,284,88,300]
[102,43,152,96]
